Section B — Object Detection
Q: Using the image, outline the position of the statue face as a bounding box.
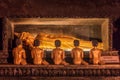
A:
[34,39,40,46]
[73,40,79,46]
[55,40,61,47]
[92,40,98,47]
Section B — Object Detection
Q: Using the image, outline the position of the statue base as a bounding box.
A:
[0,64,119,80]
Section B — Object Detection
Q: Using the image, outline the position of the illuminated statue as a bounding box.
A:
[12,39,27,65]
[51,40,69,65]
[71,40,88,65]
[35,33,103,50]
[14,32,34,49]
[31,39,49,65]
[89,40,104,65]
[15,32,103,50]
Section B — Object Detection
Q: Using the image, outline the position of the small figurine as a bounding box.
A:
[89,40,104,65]
[51,40,69,65]
[12,39,27,65]
[31,39,49,65]
[71,40,88,65]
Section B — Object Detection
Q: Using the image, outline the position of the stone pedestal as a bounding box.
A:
[0,65,119,80]
[101,51,120,63]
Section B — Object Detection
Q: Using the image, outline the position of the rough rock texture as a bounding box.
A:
[0,65,119,78]
[0,0,120,20]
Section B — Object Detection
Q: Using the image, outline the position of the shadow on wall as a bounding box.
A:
[113,17,120,55]
[0,18,3,50]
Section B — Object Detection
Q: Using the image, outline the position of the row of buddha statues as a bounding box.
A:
[12,39,105,65]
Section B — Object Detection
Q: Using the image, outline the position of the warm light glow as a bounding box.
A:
[15,32,103,51]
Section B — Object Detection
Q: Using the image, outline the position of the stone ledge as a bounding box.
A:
[0,64,120,68]
[0,77,120,80]
[0,64,119,77]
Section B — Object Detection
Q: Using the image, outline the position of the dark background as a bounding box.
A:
[0,0,120,18]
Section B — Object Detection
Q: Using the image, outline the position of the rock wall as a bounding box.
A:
[0,0,120,20]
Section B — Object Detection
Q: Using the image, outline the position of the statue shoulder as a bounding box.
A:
[75,47,83,51]
[58,48,64,52]
[79,48,83,51]
[90,48,94,51]
[99,49,103,52]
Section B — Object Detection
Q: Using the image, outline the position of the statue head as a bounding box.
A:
[55,40,61,47]
[33,39,40,46]
[92,40,98,47]
[73,40,79,47]
[16,39,22,46]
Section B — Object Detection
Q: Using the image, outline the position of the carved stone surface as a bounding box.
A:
[0,51,8,63]
[0,77,120,80]
[0,18,8,63]
[0,65,119,77]
[2,18,8,54]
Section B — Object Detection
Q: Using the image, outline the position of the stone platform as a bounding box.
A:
[0,64,119,80]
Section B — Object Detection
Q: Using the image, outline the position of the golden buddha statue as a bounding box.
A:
[31,39,49,65]
[14,32,34,49]
[89,40,104,65]
[71,40,88,65]
[35,32,103,50]
[12,39,27,65]
[51,40,69,65]
[15,32,103,50]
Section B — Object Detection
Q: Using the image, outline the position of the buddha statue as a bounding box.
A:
[89,40,104,65]
[51,40,69,65]
[12,39,27,65]
[71,40,88,65]
[31,39,49,65]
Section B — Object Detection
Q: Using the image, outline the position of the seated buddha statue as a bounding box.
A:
[12,39,27,65]
[51,40,69,65]
[89,40,104,65]
[71,40,88,65]
[31,39,49,65]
